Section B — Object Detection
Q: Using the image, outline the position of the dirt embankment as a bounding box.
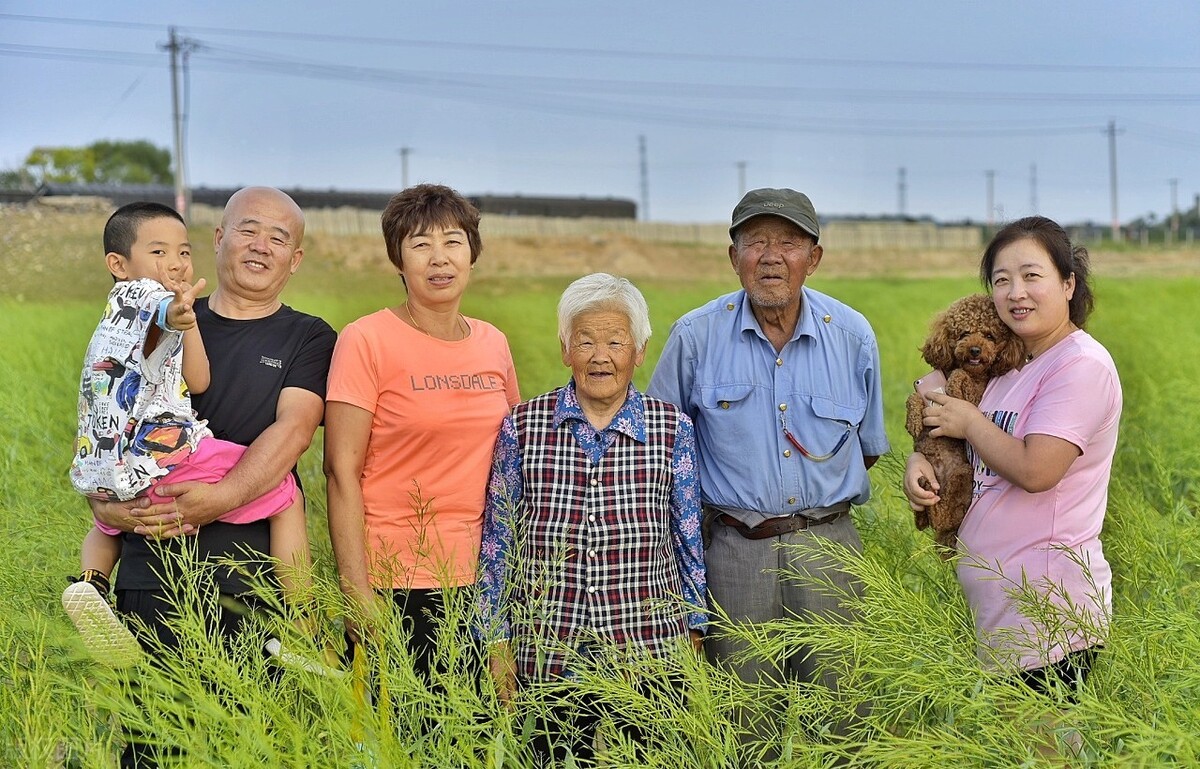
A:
[323,229,1200,281]
[4,203,1198,300]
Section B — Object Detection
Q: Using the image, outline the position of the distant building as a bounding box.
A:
[15,184,637,220]
[469,194,635,219]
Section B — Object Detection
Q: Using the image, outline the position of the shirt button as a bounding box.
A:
[783,449,791,458]
[775,358,783,367]
[788,497,796,505]
[823,314,832,323]
[588,549,596,558]
[779,403,787,412]
[726,303,735,310]
[587,585,596,594]
[590,478,599,486]
[720,401,729,409]
[588,514,596,522]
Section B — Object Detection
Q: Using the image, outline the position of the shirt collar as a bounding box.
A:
[554,379,647,442]
[736,288,816,343]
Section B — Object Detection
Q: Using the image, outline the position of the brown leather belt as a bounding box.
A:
[714,509,848,540]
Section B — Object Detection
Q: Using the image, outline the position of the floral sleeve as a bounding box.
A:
[669,413,708,631]
[475,414,524,643]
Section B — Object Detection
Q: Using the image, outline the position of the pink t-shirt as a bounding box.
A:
[957,329,1121,672]
[327,309,520,589]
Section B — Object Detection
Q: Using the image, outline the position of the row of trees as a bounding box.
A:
[0,140,172,188]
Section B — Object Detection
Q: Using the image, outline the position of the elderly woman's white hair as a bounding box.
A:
[557,272,652,349]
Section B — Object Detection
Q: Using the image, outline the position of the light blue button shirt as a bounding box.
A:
[647,287,889,521]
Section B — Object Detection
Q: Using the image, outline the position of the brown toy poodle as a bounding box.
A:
[905,293,1024,556]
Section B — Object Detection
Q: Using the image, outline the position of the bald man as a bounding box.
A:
[93,186,336,649]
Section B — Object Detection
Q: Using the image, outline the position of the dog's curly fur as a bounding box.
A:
[905,294,1024,556]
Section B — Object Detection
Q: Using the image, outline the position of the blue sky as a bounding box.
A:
[2,1,1197,225]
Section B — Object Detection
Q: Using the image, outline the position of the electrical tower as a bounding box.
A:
[1029,163,1038,215]
[1169,178,1180,242]
[1107,120,1122,242]
[897,167,907,217]
[398,147,412,189]
[985,170,995,228]
[638,135,649,221]
[160,27,200,220]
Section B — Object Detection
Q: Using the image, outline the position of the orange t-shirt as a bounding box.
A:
[327,309,520,589]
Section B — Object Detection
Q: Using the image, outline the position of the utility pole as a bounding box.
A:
[1107,120,1122,242]
[638,135,649,221]
[1029,163,1038,215]
[897,166,907,217]
[985,170,995,228]
[736,161,747,198]
[1169,178,1180,243]
[160,27,199,219]
[398,147,412,188]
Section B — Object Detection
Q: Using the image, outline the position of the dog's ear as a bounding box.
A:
[994,331,1026,374]
[921,309,955,370]
[985,299,1026,374]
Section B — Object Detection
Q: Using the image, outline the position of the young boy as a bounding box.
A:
[63,202,312,668]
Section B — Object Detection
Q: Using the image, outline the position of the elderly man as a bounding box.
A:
[91,186,336,766]
[647,188,888,732]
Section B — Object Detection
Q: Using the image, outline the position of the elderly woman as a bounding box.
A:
[477,272,706,763]
[325,184,520,679]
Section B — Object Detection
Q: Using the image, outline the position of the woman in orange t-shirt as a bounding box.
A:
[325,184,520,680]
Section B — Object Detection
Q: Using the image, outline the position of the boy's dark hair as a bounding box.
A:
[103,202,186,258]
[380,184,482,271]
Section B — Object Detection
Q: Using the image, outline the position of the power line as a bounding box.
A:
[4,12,1199,75]
[8,40,1198,111]
[0,42,160,66]
[0,42,1133,139]
[122,42,1200,107]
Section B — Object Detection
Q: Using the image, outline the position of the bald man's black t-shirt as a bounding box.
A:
[115,298,336,595]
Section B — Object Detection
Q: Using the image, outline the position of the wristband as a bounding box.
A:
[156,298,173,331]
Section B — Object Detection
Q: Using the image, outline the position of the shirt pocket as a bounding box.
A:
[699,383,755,413]
[805,394,865,427]
[793,395,865,464]
[696,383,760,451]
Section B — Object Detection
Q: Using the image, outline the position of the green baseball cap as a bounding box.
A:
[729,188,820,242]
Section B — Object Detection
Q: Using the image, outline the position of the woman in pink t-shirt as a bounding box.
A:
[324,185,520,682]
[904,216,1121,701]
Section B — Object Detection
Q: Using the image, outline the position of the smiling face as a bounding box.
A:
[561,308,646,418]
[213,188,305,306]
[398,224,473,310]
[989,237,1075,349]
[729,215,822,310]
[107,216,193,285]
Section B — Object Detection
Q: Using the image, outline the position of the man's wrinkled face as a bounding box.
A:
[729,216,822,311]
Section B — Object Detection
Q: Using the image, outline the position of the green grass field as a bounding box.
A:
[2,264,1199,766]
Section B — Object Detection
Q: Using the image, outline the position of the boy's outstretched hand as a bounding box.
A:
[166,277,207,331]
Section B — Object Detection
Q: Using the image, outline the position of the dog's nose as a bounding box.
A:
[969,346,982,356]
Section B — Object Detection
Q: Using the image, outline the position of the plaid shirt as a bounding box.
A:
[477,381,706,680]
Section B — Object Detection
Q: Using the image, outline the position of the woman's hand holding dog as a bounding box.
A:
[904,391,985,514]
[921,391,983,441]
[903,452,940,512]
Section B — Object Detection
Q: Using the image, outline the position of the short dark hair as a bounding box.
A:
[980,216,1095,329]
[380,184,482,271]
[103,201,186,258]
